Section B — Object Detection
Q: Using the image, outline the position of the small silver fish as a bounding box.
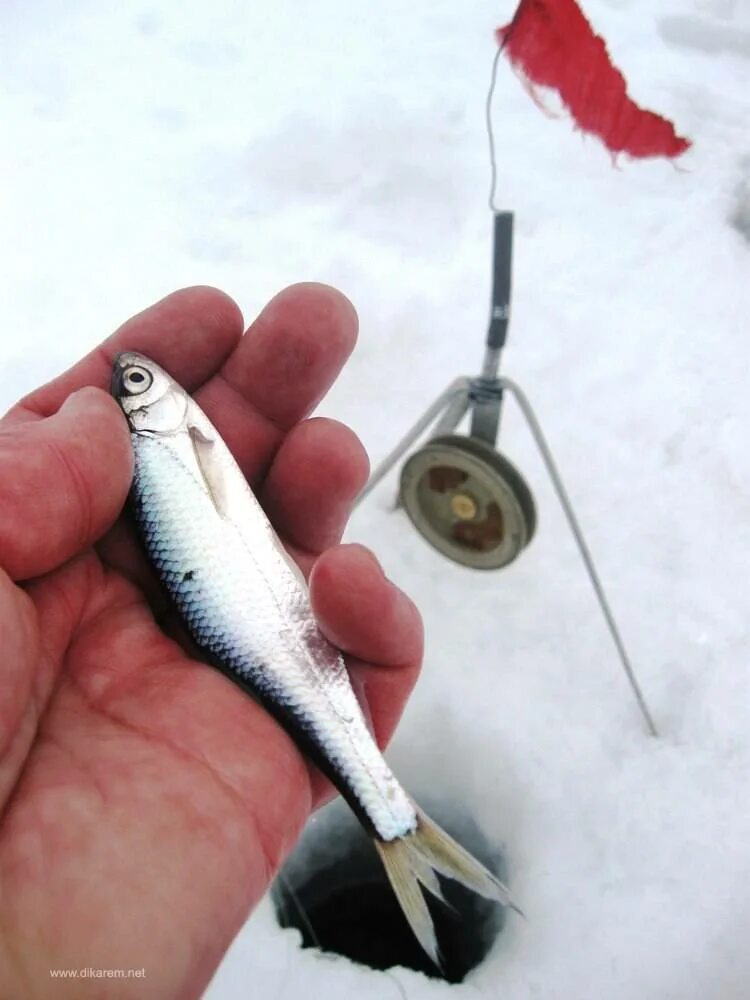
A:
[111,351,514,964]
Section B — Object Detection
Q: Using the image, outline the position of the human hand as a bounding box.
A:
[0,285,423,998]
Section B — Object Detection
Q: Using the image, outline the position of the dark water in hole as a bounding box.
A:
[273,804,507,984]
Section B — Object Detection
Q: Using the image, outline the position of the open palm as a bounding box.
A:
[0,285,423,998]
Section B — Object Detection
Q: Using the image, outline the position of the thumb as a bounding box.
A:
[0,387,133,581]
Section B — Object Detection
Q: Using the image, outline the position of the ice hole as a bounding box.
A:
[272,801,507,984]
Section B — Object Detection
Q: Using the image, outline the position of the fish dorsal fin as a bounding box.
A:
[189,424,231,518]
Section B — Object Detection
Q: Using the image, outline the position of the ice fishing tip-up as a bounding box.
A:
[355,211,658,738]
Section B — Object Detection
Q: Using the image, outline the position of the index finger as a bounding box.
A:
[5,286,244,422]
[190,283,360,485]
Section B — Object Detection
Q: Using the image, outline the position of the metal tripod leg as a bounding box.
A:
[355,377,472,505]
[498,376,659,737]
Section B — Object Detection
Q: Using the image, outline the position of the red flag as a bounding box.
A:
[497,0,691,160]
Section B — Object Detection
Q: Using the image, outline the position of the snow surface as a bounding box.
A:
[2,0,750,997]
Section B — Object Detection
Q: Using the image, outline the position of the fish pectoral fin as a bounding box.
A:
[188,424,231,518]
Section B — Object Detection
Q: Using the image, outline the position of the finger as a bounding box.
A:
[310,544,423,665]
[96,415,368,603]
[159,543,422,791]
[221,283,358,430]
[7,287,244,422]
[193,284,358,487]
[96,516,169,617]
[0,570,39,809]
[0,388,133,580]
[97,365,364,607]
[260,418,369,553]
[54,284,356,604]
[310,544,423,750]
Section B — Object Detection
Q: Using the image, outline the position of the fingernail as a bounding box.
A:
[59,386,104,416]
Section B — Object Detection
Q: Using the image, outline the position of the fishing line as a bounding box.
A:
[278,872,321,949]
[384,969,410,1000]
[485,44,503,213]
[273,875,320,1000]
[277,872,410,999]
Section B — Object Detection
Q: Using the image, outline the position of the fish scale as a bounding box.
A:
[130,431,416,842]
[112,350,515,967]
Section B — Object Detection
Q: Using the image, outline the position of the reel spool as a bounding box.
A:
[400,433,536,570]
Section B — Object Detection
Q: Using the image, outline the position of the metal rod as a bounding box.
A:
[499,375,659,738]
[479,344,503,382]
[468,379,502,447]
[471,211,514,445]
[434,383,472,436]
[486,211,513,353]
[355,378,471,505]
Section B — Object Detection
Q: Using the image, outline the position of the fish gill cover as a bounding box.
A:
[497,0,691,160]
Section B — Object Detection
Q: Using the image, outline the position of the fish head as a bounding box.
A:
[111,351,189,435]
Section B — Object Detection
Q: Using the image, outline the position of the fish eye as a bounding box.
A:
[123,365,152,394]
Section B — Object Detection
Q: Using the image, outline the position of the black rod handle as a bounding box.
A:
[487,211,513,350]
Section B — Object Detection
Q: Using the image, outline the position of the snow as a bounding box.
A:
[2,0,750,997]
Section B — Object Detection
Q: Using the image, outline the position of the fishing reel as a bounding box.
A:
[358,213,535,571]
[356,211,658,736]
[399,430,535,571]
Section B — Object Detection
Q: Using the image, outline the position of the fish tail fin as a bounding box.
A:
[374,806,517,968]
[374,835,443,968]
